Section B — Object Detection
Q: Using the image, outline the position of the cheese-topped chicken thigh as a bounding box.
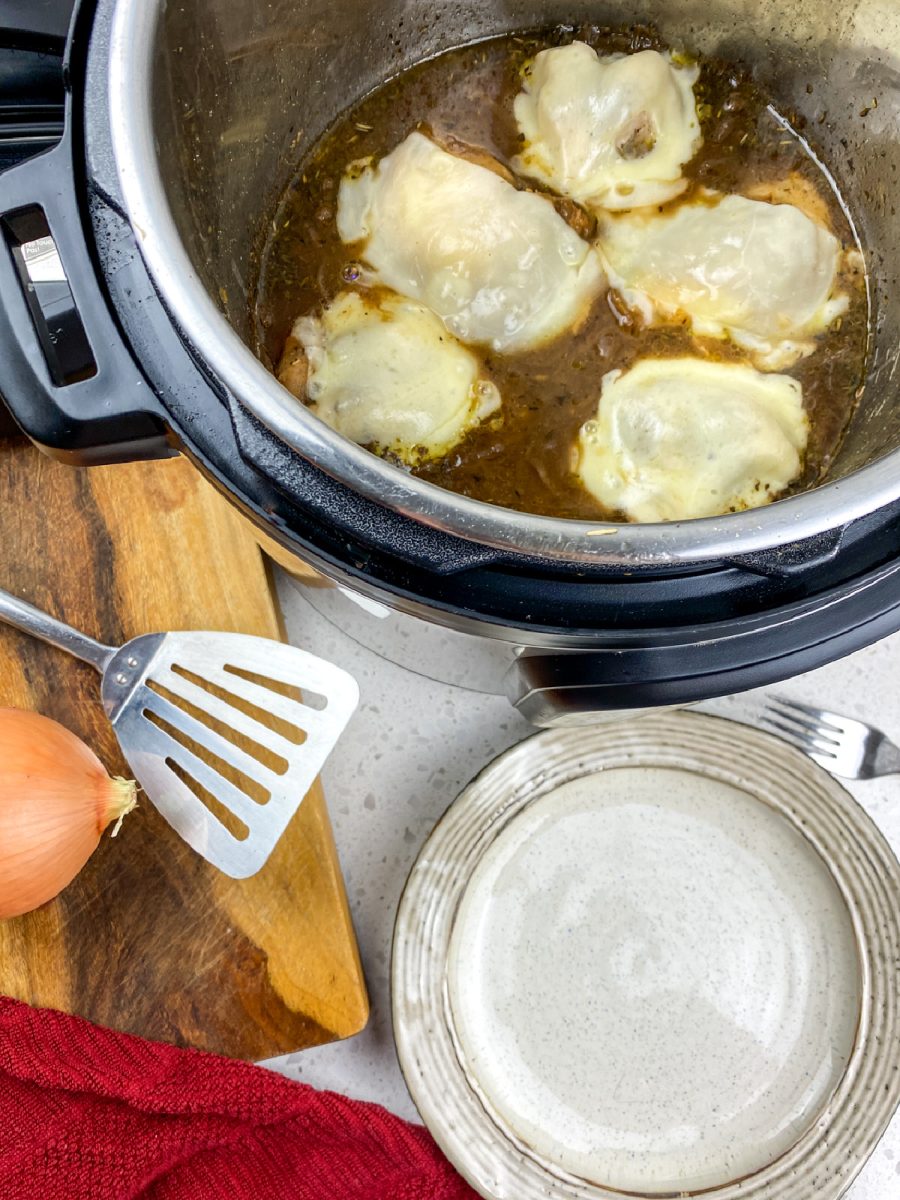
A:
[337,132,605,354]
[513,42,701,212]
[598,193,848,369]
[575,358,808,522]
[286,291,500,464]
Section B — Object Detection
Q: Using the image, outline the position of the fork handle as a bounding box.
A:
[0,588,115,673]
[873,737,900,777]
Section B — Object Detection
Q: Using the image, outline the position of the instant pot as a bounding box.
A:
[2,0,900,724]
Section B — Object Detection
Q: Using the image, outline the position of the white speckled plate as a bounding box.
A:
[393,711,900,1200]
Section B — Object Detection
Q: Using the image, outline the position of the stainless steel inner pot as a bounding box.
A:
[108,0,900,567]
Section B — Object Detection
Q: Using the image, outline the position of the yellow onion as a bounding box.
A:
[0,708,137,919]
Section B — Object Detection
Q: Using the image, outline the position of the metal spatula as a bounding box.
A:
[0,588,359,878]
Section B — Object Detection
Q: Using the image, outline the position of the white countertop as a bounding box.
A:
[266,570,900,1198]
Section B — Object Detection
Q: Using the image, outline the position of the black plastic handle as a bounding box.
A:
[0,124,172,464]
[0,1,73,53]
[227,397,515,575]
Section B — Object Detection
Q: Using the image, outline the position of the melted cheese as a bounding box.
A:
[294,291,500,464]
[513,43,701,212]
[337,132,605,354]
[575,358,808,522]
[598,193,848,369]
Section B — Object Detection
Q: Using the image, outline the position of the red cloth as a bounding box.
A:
[0,997,478,1200]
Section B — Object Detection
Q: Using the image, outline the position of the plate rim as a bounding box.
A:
[392,711,900,1200]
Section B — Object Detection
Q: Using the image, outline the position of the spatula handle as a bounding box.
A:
[0,588,114,672]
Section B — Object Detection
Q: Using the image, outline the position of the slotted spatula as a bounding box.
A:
[0,588,359,878]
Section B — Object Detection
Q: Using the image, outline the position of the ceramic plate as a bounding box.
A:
[393,711,900,1200]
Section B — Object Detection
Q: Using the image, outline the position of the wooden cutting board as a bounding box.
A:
[0,437,368,1059]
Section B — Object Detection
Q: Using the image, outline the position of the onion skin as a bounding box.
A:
[0,709,137,920]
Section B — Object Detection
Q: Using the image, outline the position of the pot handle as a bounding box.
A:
[506,649,753,726]
[0,133,172,464]
[506,651,692,726]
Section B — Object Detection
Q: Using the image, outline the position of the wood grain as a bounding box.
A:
[0,438,368,1059]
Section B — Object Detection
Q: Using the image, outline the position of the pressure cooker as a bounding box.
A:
[2,0,900,724]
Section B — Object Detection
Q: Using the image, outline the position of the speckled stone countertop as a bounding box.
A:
[265,570,900,1198]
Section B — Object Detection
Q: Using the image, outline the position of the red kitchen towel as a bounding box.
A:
[0,996,478,1200]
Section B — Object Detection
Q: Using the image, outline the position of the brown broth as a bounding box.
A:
[251,26,869,522]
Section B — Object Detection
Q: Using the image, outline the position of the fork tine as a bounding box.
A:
[796,750,840,772]
[763,702,843,747]
[766,695,848,736]
[759,715,840,759]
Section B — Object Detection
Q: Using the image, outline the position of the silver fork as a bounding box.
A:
[702,694,900,780]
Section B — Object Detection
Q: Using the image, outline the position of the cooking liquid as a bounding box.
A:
[252,26,869,522]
